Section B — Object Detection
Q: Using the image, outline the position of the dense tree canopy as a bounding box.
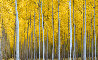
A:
[0,0,98,59]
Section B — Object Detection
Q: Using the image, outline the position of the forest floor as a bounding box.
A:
[2,57,97,60]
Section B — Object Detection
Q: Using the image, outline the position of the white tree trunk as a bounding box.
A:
[52,0,54,60]
[73,0,75,60]
[94,0,96,60]
[58,0,60,60]
[34,11,35,60]
[15,0,19,60]
[69,0,72,60]
[39,0,40,60]
[83,0,86,60]
[42,14,44,60]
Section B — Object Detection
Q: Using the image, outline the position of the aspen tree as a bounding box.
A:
[26,13,29,60]
[69,0,72,60]
[47,30,48,60]
[15,0,19,60]
[39,0,41,60]
[14,23,16,60]
[81,28,82,60]
[24,30,26,60]
[68,8,69,60]
[73,0,76,60]
[58,0,60,60]
[91,13,93,60]
[52,0,54,60]
[82,1,84,60]
[31,31,33,60]
[83,0,86,60]
[42,14,44,60]
[29,36,30,60]
[89,33,90,60]
[34,11,35,60]
[94,0,96,60]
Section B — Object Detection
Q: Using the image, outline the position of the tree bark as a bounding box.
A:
[83,0,86,60]
[34,11,35,60]
[31,31,33,60]
[69,0,72,60]
[89,33,90,60]
[39,0,40,60]
[47,30,48,60]
[52,0,54,60]
[58,0,60,60]
[15,0,19,60]
[94,0,96,60]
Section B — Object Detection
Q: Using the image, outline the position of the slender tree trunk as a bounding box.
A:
[4,33,8,60]
[73,0,76,59]
[29,37,30,60]
[2,26,5,60]
[58,0,60,60]
[94,0,96,60]
[31,31,33,60]
[14,27,16,60]
[81,28,83,60]
[68,8,69,60]
[34,11,35,60]
[76,39,78,60]
[91,13,93,60]
[52,0,54,60]
[61,45,63,60]
[83,0,86,60]
[22,44,23,60]
[73,25,75,60]
[19,38,21,60]
[27,19,29,60]
[82,1,84,60]
[15,0,19,60]
[47,30,48,60]
[23,31,25,60]
[42,14,45,60]
[96,34,98,60]
[0,5,2,60]
[69,0,72,60]
[89,33,90,60]
[36,36,37,60]
[92,30,94,60]
[64,33,65,60]
[87,30,88,59]
[2,22,7,60]
[39,0,40,60]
